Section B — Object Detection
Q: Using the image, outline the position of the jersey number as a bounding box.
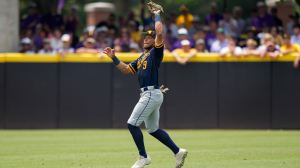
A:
[143,61,147,70]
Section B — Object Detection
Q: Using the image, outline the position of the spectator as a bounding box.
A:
[21,3,41,30]
[195,39,208,53]
[260,40,280,58]
[176,5,194,30]
[172,40,197,65]
[41,8,64,30]
[76,26,95,49]
[95,26,110,51]
[257,33,274,54]
[210,28,228,53]
[38,39,56,55]
[280,34,300,55]
[249,9,260,30]
[270,26,283,46]
[49,29,63,51]
[233,6,245,36]
[193,28,206,42]
[205,21,218,50]
[168,13,179,39]
[129,21,142,44]
[22,29,34,40]
[220,37,242,56]
[291,25,300,45]
[287,14,297,36]
[238,26,259,48]
[107,27,117,48]
[257,26,271,44]
[58,34,75,55]
[114,28,131,52]
[19,38,35,54]
[256,1,274,30]
[219,11,239,38]
[64,6,79,35]
[205,2,223,25]
[270,7,283,28]
[242,39,259,56]
[76,38,98,54]
[32,24,48,50]
[172,28,195,50]
[113,38,123,52]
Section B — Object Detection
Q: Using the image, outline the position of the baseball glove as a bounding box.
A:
[147,0,164,14]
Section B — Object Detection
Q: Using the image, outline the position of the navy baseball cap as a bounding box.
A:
[142,30,156,38]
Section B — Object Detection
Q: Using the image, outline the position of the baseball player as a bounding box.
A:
[103,1,188,168]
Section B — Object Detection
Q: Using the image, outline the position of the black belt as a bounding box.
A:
[140,85,159,92]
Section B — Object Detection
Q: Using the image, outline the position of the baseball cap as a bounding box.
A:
[21,38,32,44]
[180,5,188,12]
[86,37,96,44]
[196,39,205,45]
[61,34,71,42]
[217,27,225,33]
[178,28,188,35]
[181,40,190,46]
[96,26,108,33]
[257,1,265,7]
[211,2,217,7]
[142,30,156,38]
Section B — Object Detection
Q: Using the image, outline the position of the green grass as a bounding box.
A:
[0,130,300,168]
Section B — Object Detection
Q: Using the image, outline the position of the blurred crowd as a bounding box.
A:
[19,1,300,67]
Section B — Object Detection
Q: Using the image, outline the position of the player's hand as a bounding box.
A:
[103,47,115,59]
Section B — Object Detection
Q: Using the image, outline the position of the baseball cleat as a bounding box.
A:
[175,148,188,168]
[131,156,151,168]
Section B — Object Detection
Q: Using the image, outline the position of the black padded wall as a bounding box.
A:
[59,63,112,128]
[0,63,4,128]
[5,63,58,128]
[164,63,218,128]
[272,62,300,129]
[219,63,271,129]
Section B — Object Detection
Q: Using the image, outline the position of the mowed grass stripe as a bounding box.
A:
[0,130,300,168]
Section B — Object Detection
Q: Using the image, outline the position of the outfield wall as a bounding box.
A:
[0,54,300,129]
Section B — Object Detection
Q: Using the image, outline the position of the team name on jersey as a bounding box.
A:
[137,52,150,70]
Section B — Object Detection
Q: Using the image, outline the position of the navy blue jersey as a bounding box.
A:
[128,44,164,88]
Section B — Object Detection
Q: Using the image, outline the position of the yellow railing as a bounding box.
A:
[0,53,298,63]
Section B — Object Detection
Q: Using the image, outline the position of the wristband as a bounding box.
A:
[155,14,161,22]
[112,56,120,65]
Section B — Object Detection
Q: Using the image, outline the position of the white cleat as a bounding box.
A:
[131,156,151,168]
[175,148,188,168]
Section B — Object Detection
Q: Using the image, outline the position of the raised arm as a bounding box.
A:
[154,11,164,47]
[147,1,164,47]
[103,47,132,75]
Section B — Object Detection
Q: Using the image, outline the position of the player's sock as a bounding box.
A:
[150,129,180,154]
[128,124,147,158]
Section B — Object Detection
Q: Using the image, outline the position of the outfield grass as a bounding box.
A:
[0,130,300,168]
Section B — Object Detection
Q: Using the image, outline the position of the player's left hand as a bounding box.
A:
[103,47,115,59]
[160,85,169,94]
